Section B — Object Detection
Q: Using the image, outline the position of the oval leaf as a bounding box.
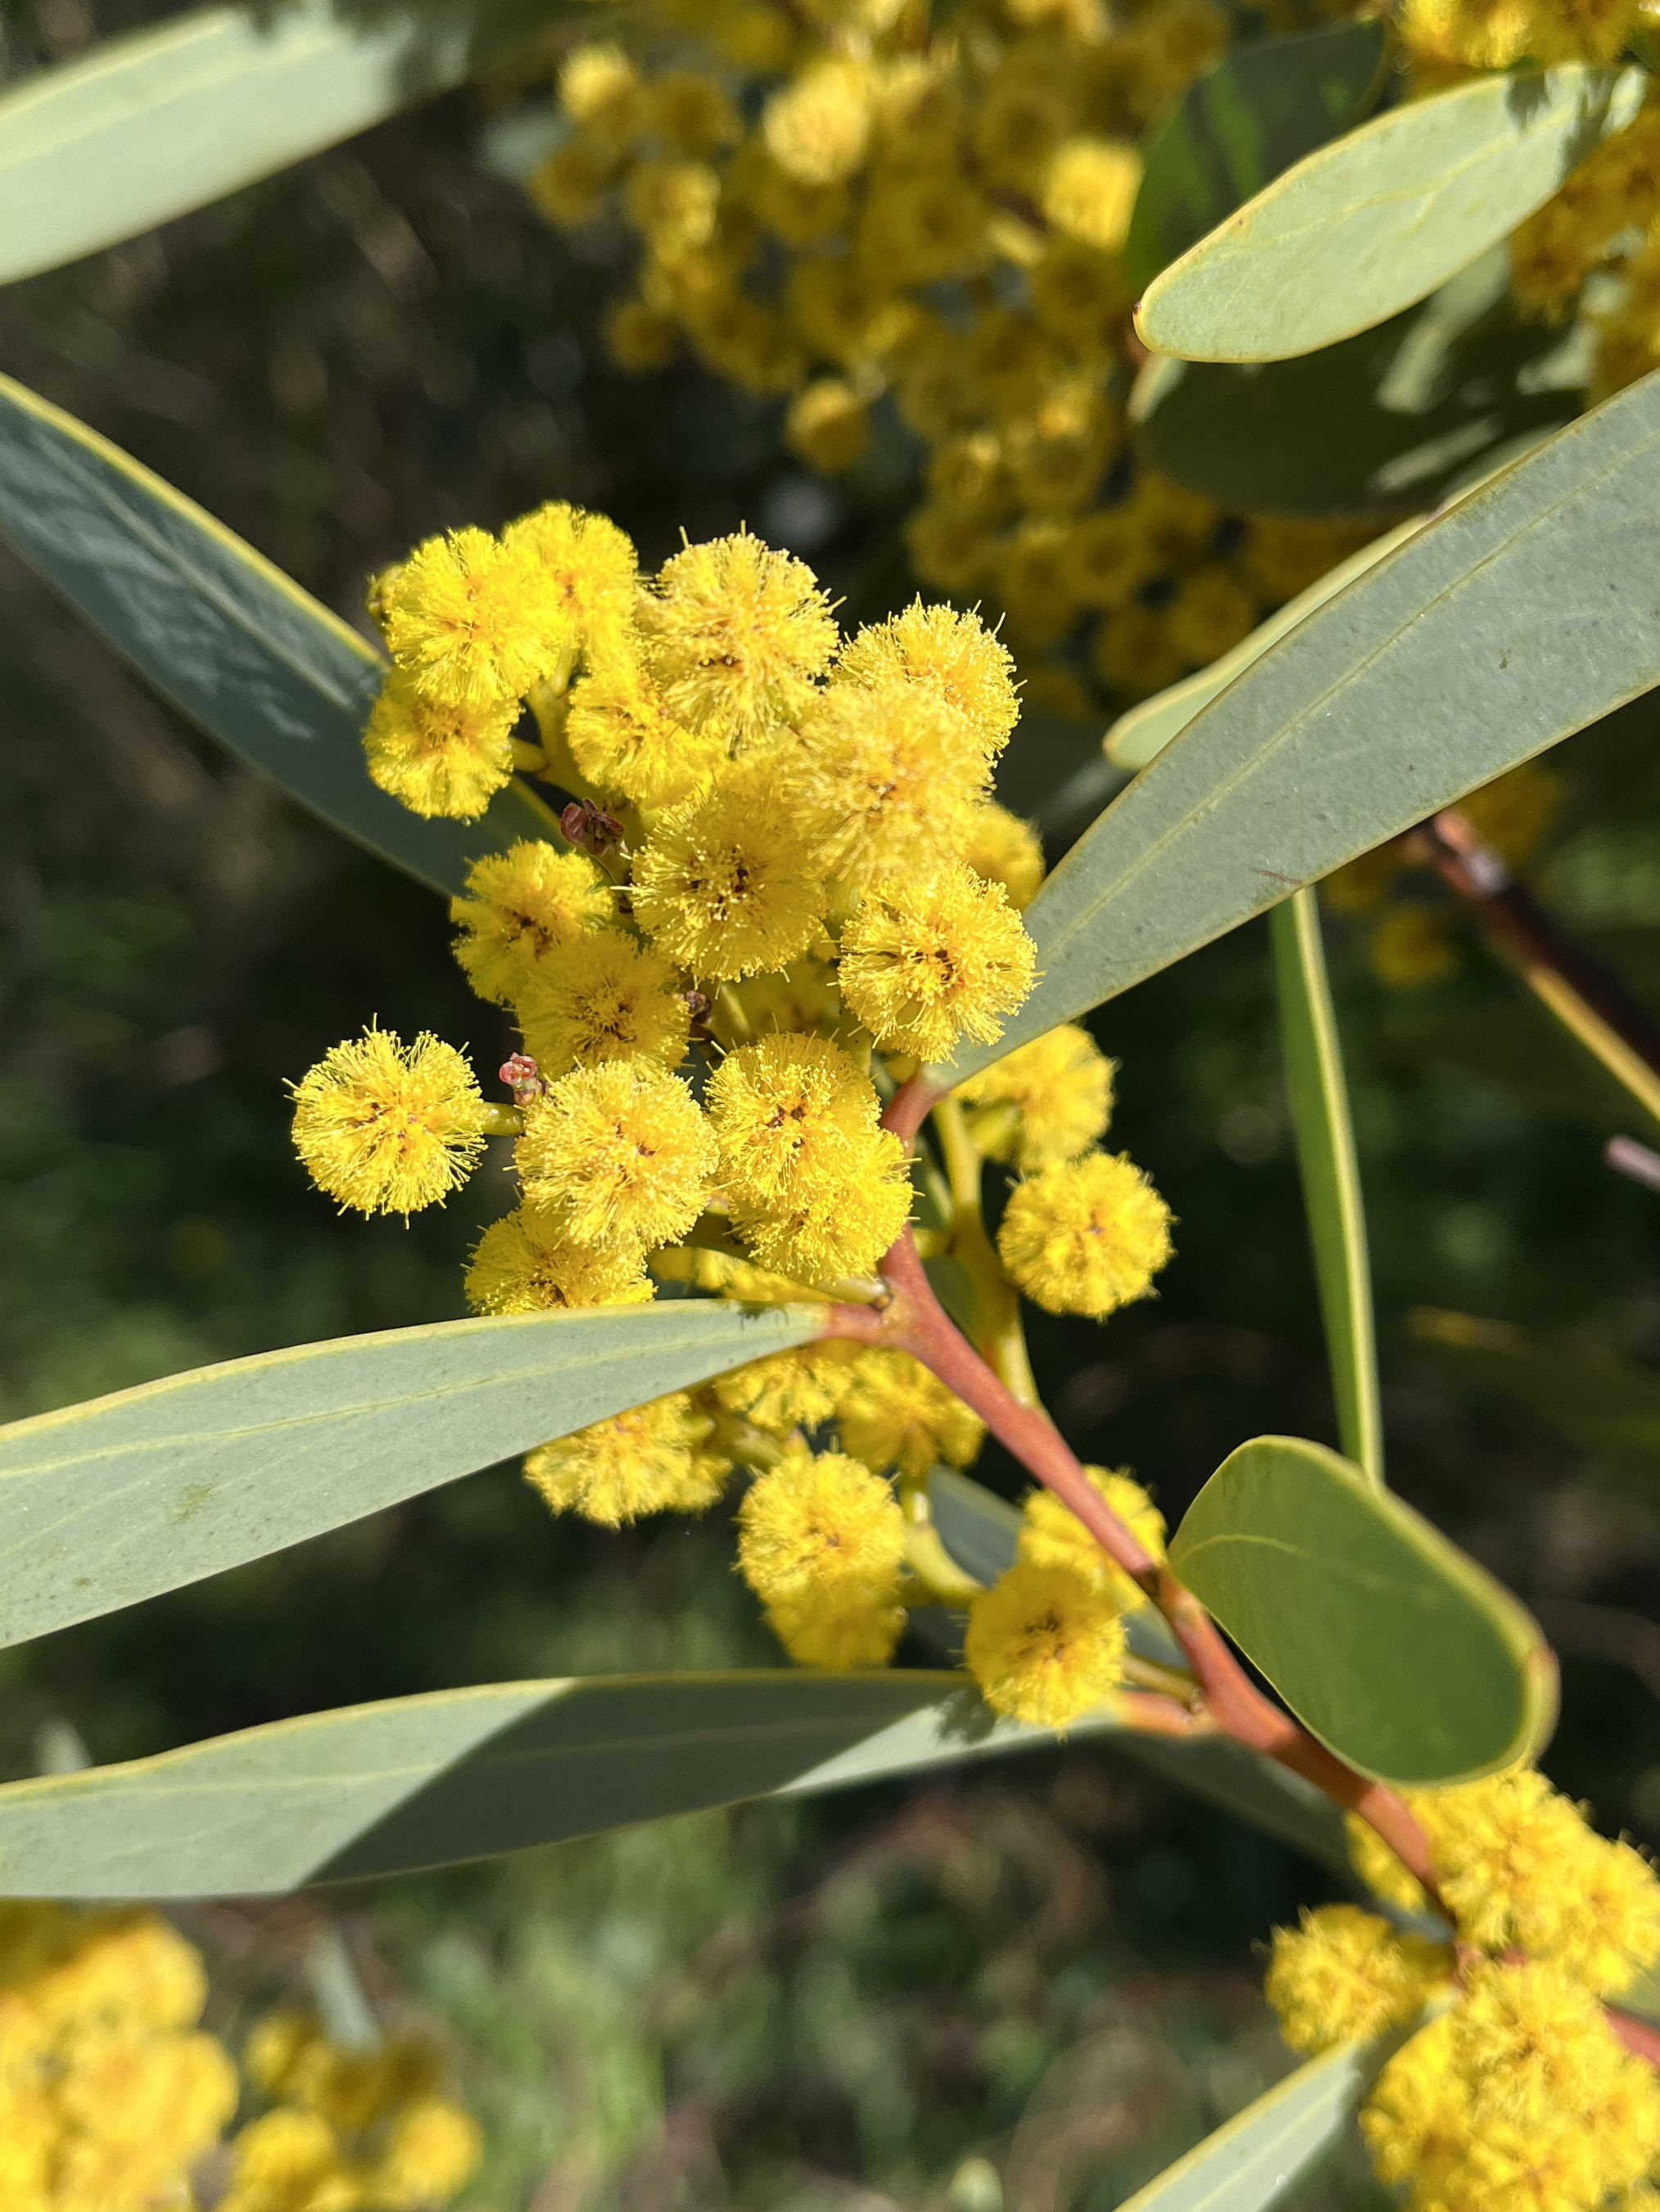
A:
[931,369,1660,1088]
[1114,2039,1381,2212]
[1168,1435,1557,1784]
[0,1671,1138,1897]
[0,0,472,288]
[0,1301,818,1649]
[1135,65,1643,363]
[0,372,552,894]
[1122,20,1386,294]
[1271,893,1383,1486]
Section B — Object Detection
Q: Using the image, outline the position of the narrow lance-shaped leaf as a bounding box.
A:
[0,0,477,289]
[1122,20,1386,294]
[0,373,552,896]
[1271,893,1384,1486]
[0,1671,1142,1898]
[930,369,1660,1088]
[1135,65,1644,363]
[0,1301,819,1649]
[1112,2039,1385,2212]
[1169,1435,1557,1785]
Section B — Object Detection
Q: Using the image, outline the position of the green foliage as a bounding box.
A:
[1121,21,1386,295]
[1136,66,1644,362]
[0,0,477,288]
[1271,893,1382,1485]
[0,373,551,894]
[0,1301,817,1645]
[1410,1304,1660,1475]
[1169,1435,1556,1783]
[937,369,1660,1087]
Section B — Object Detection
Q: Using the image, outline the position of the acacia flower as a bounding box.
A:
[838,865,1037,1063]
[837,1350,984,1481]
[524,1394,726,1525]
[964,1559,1126,1730]
[631,765,828,979]
[379,526,575,711]
[364,672,519,822]
[1018,1465,1164,1611]
[997,1151,1173,1318]
[1263,1905,1451,2056]
[513,929,692,1080]
[464,1207,654,1315]
[637,528,837,740]
[563,657,726,807]
[829,600,1020,764]
[449,842,613,1006]
[737,1442,905,1606]
[291,1026,491,1217]
[957,1025,1114,1169]
[514,1061,716,1253]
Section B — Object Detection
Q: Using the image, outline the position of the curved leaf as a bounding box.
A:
[0,0,473,288]
[1271,893,1383,1486]
[1132,252,1580,514]
[0,1301,818,1649]
[931,369,1660,1088]
[1135,66,1643,363]
[1123,20,1386,294]
[0,1671,1142,1897]
[1114,2038,1382,2212]
[0,373,552,895]
[1168,1435,1557,1785]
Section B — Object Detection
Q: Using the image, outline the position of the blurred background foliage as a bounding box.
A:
[4,0,1660,2201]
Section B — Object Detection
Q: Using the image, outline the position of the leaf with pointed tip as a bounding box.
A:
[0,1301,817,1649]
[1122,20,1386,294]
[0,0,483,289]
[1272,893,1382,1486]
[1169,1435,1556,1784]
[1135,65,1644,363]
[930,371,1660,1089]
[0,1671,1145,1898]
[0,373,552,896]
[1113,2038,1383,2212]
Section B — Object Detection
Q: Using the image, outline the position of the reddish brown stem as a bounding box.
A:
[1610,2008,1660,2067]
[882,1073,948,1150]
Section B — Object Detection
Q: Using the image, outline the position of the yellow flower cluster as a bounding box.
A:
[521,2,1375,713]
[1265,1766,1660,2212]
[292,504,1175,1692]
[227,2008,481,2212]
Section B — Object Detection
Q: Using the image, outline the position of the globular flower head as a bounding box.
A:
[563,657,726,807]
[838,865,1037,1064]
[1425,1766,1601,1960]
[729,1135,912,1285]
[1359,2015,1471,2197]
[706,1032,883,1208]
[785,378,872,474]
[525,1393,727,1525]
[515,1061,716,1254]
[367,2097,485,2209]
[762,57,873,187]
[631,764,829,979]
[291,1026,490,1217]
[797,680,990,890]
[997,1151,1173,1318]
[501,501,639,664]
[1042,135,1142,250]
[464,1206,654,1315]
[965,803,1045,911]
[1452,1958,1630,2133]
[737,1440,905,1606]
[766,1586,905,1669]
[380,526,576,712]
[1264,1904,1451,2057]
[957,1025,1114,1170]
[712,1341,862,1434]
[837,1350,984,1481]
[364,670,519,821]
[450,841,613,1006]
[514,929,692,1081]
[638,528,838,741]
[1018,1465,1164,1611]
[964,1559,1126,1730]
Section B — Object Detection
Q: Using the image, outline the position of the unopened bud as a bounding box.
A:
[499,1052,545,1105]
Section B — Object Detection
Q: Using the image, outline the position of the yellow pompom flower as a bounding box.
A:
[515,1061,716,1253]
[501,500,638,663]
[564,656,726,807]
[997,1151,1174,1318]
[1444,2115,1609,2212]
[767,1585,906,1669]
[1344,1810,1429,1918]
[291,1025,491,1217]
[712,1341,861,1432]
[380,525,575,711]
[838,1350,984,1481]
[527,138,613,227]
[450,841,613,1006]
[957,1025,1114,1170]
[1359,2015,1472,2204]
[219,2107,350,2210]
[1424,1766,1596,1959]
[965,804,1045,911]
[558,41,644,147]
[785,378,872,473]
[737,1441,905,1605]
[762,57,873,186]
[364,669,519,821]
[1452,1958,1631,2133]
[370,2097,485,2210]
[730,1130,912,1283]
[1548,1830,1660,1995]
[797,681,989,889]
[525,1393,726,1524]
[631,765,828,979]
[706,1032,883,1206]
[1264,1905,1451,2057]
[638,528,838,741]
[514,928,692,1080]
[964,1559,1126,1730]
[1018,1465,1164,1609]
[1042,136,1142,250]
[626,158,722,254]
[838,866,1038,1064]
[464,1206,654,1314]
[830,601,1020,765]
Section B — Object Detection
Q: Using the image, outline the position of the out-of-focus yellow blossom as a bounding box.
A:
[1264,1904,1453,2055]
[1017,1463,1163,1609]
[526,1393,728,1522]
[738,1439,906,1607]
[838,1348,985,1480]
[964,804,1046,911]
[785,377,872,472]
[957,1025,1114,1169]
[965,1559,1127,1728]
